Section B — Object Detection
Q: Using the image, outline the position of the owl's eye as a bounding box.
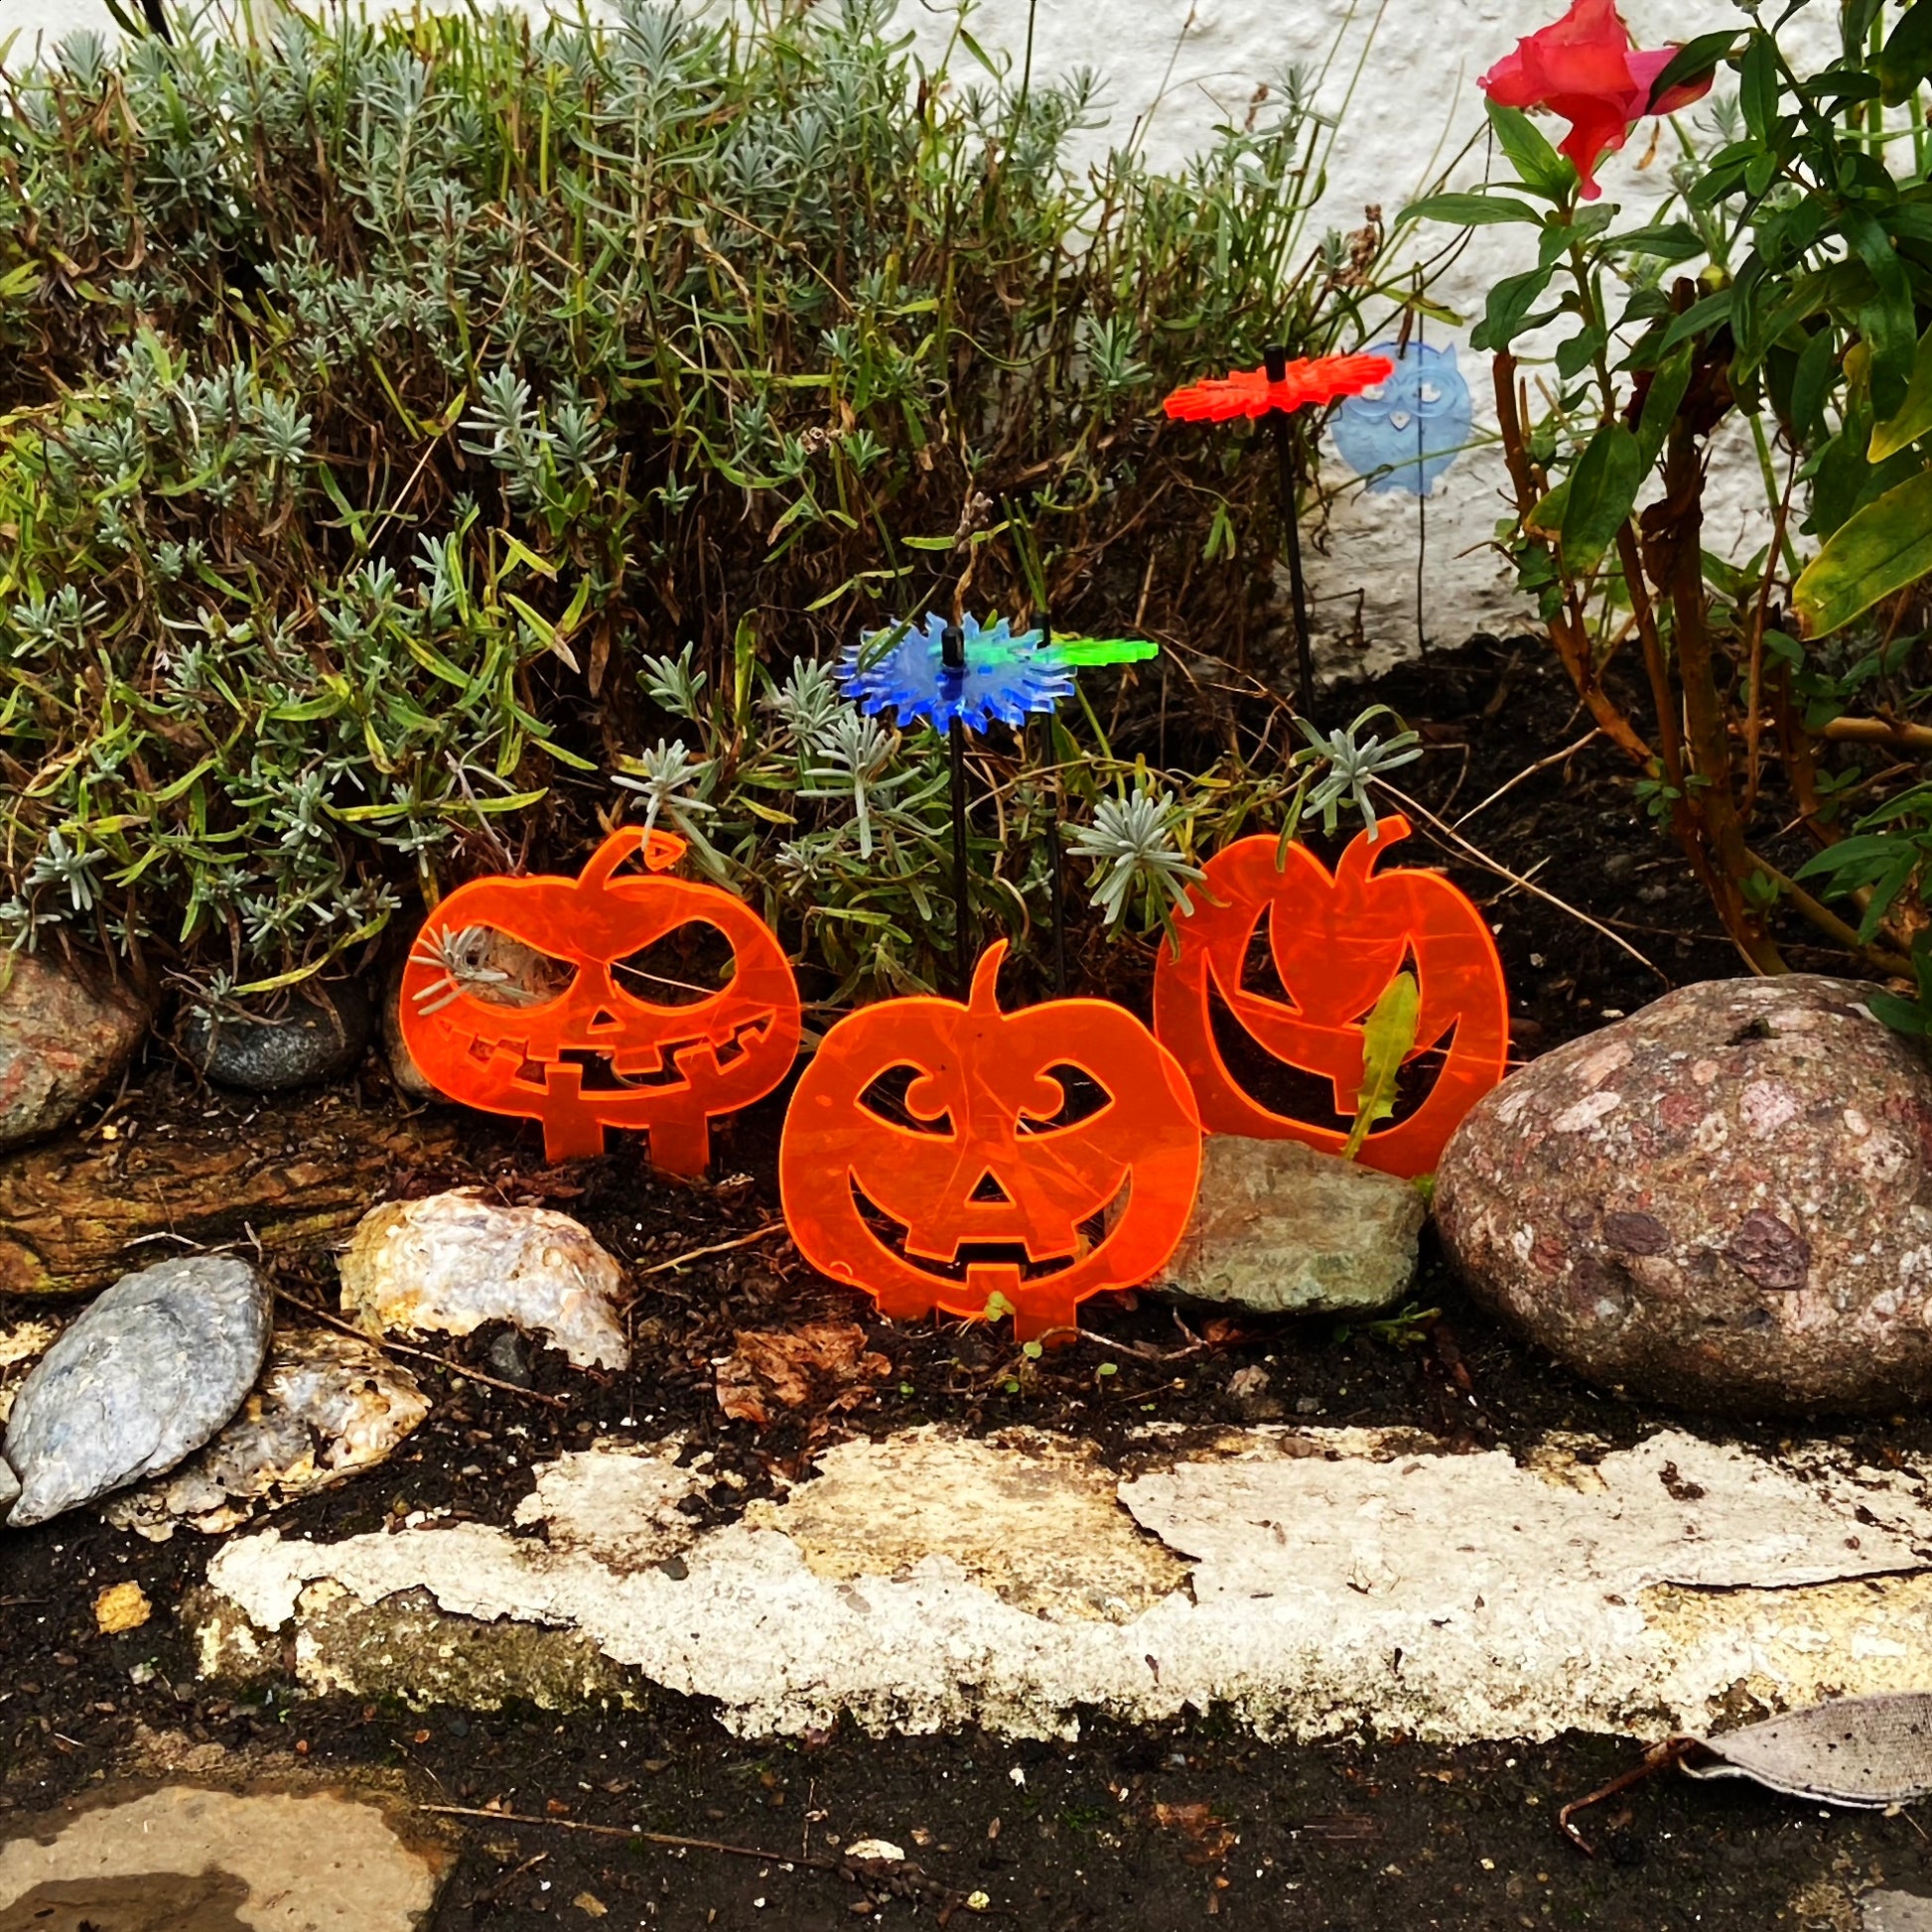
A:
[1360,382,1388,402]
[1418,381,1443,404]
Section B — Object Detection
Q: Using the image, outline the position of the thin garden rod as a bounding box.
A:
[1039,610,1068,996]
[1264,342,1316,720]
[942,620,971,995]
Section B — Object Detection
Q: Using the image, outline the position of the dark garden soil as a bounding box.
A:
[2,634,1925,1929]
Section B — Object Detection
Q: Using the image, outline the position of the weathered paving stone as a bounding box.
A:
[0,952,147,1152]
[1436,974,1932,1414]
[0,1782,451,1930]
[181,980,372,1092]
[1866,1894,1932,1931]
[339,1189,628,1370]
[1154,1136,1423,1313]
[2,1257,272,1527]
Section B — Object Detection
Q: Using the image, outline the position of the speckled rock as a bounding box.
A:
[1155,1137,1423,1313]
[2,1256,272,1527]
[1436,975,1932,1415]
[0,952,147,1151]
[181,980,371,1092]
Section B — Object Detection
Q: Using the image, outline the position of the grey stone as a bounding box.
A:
[0,952,147,1151]
[1866,1893,1932,1932]
[3,1256,272,1527]
[181,980,371,1092]
[1153,1136,1424,1314]
[1437,974,1932,1415]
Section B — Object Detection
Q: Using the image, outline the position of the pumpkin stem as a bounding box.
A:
[579,825,688,892]
[1338,811,1412,892]
[967,940,1009,1014]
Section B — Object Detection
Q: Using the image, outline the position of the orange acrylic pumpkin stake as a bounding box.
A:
[1152,815,1509,1177]
[399,825,802,1175]
[779,941,1202,1344]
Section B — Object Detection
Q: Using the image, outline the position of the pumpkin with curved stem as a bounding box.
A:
[398,825,801,1173]
[779,941,1201,1342]
[1152,817,1509,1176]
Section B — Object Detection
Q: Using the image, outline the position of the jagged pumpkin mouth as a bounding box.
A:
[451,1010,780,1094]
[845,1172,1132,1283]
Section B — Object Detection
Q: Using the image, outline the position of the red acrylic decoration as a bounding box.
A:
[1151,817,1509,1176]
[778,941,1201,1343]
[399,825,801,1173]
[1164,353,1395,423]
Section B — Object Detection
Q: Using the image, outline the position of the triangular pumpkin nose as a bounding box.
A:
[589,1007,621,1031]
[969,1170,1012,1204]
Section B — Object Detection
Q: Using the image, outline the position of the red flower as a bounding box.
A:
[1164,352,1396,423]
[1478,0,1713,200]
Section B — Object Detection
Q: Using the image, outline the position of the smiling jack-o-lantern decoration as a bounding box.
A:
[1152,816,1508,1176]
[779,942,1201,1342]
[399,825,801,1173]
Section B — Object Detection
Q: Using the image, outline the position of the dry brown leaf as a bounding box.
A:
[1153,1800,1237,1865]
[715,1321,891,1428]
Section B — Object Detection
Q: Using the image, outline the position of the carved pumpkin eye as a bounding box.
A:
[1018,1064,1112,1135]
[409,924,575,1016]
[857,1063,954,1136]
[611,923,741,1009]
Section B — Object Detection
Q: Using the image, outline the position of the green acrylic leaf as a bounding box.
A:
[1342,970,1420,1162]
[1053,636,1160,666]
[1793,465,1932,636]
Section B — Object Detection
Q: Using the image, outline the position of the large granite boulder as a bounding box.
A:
[1437,975,1932,1415]
[0,952,147,1151]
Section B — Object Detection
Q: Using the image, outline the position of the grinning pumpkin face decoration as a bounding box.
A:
[779,942,1201,1343]
[1152,816,1508,1176]
[399,826,801,1173]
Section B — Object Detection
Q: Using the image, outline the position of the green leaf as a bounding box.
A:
[1398,193,1547,227]
[1659,289,1732,352]
[1053,636,1159,665]
[1342,971,1419,1162]
[1608,222,1708,261]
[1794,465,1932,635]
[1847,213,1918,419]
[1870,321,1932,461]
[1636,345,1694,468]
[1739,36,1781,141]
[1642,31,1739,108]
[1485,102,1575,202]
[1790,328,1839,445]
[1471,265,1556,352]
[1878,0,1932,103]
[1560,423,1644,576]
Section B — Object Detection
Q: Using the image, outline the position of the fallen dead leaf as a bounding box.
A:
[573,1892,609,1918]
[93,1582,153,1635]
[716,1321,891,1428]
[1152,1800,1237,1866]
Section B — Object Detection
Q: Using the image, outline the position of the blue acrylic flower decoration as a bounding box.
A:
[837,612,1072,733]
[1331,341,1471,497]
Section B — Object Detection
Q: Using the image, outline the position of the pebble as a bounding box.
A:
[180,980,371,1092]
[1154,1136,1423,1314]
[104,1327,429,1541]
[92,1581,152,1633]
[0,952,147,1151]
[339,1189,629,1370]
[1437,975,1932,1413]
[2,1256,272,1527]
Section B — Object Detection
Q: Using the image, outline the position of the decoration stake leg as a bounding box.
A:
[941,621,972,996]
[1040,613,1068,996]
[1264,343,1316,720]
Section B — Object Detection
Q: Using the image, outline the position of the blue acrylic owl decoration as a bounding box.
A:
[1330,341,1471,497]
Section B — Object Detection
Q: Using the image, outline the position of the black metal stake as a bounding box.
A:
[1264,342,1316,721]
[942,621,972,996]
[1039,611,1068,997]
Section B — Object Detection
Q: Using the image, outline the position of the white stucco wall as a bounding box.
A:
[0,0,1803,655]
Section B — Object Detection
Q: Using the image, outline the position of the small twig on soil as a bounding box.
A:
[273,1290,571,1410]
[1452,730,1600,831]
[418,1804,981,1915]
[1374,780,1668,981]
[633,1221,786,1278]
